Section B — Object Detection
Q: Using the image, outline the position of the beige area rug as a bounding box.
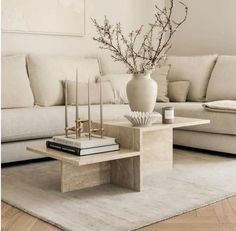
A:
[2,148,236,231]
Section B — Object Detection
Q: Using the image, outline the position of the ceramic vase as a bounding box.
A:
[126,73,158,113]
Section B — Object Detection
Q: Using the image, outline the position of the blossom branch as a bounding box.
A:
[92,0,188,74]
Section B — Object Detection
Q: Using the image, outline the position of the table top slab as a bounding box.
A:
[26,146,140,166]
[96,117,210,132]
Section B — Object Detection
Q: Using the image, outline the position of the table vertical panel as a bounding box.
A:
[61,162,111,192]
[111,156,141,192]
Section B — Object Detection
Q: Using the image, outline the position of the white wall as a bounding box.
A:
[167,0,236,55]
[3,0,236,69]
[2,0,164,74]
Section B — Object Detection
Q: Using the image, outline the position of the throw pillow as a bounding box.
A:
[2,55,34,108]
[151,65,171,102]
[168,81,190,102]
[166,55,218,101]
[101,74,132,104]
[67,81,115,105]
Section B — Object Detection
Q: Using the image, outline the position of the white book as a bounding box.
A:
[53,134,116,149]
[80,144,119,156]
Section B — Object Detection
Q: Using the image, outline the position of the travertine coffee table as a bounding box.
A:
[27,117,209,193]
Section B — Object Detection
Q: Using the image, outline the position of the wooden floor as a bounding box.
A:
[2,196,236,231]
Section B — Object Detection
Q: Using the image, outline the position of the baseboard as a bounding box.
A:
[1,157,54,168]
[174,145,236,158]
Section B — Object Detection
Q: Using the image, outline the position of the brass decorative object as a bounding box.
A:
[64,72,104,140]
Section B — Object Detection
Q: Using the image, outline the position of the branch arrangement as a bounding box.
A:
[92,0,188,74]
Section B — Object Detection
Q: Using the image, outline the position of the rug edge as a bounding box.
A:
[3,193,236,231]
[2,198,71,231]
[132,193,236,230]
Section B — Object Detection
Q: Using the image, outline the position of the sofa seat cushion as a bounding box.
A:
[2,105,131,143]
[155,102,236,135]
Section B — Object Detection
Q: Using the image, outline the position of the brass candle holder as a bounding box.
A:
[64,72,104,140]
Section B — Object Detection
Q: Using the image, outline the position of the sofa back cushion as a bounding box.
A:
[206,56,236,101]
[27,55,101,106]
[2,55,34,109]
[167,55,218,101]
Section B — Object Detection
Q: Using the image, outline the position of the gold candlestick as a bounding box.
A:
[63,76,105,141]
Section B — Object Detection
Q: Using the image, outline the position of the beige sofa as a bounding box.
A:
[1,54,236,164]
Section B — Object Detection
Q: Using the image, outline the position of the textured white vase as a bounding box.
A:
[126,73,158,113]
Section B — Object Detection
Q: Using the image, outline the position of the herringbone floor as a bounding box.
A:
[2,196,236,231]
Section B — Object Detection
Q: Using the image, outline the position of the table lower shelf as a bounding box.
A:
[27,146,141,192]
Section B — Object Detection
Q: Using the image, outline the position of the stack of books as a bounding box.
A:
[46,134,119,156]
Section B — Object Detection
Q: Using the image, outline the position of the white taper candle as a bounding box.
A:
[100,77,103,138]
[64,80,68,137]
[88,78,91,139]
[76,69,79,121]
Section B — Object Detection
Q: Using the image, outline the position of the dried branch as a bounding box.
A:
[92,0,188,74]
